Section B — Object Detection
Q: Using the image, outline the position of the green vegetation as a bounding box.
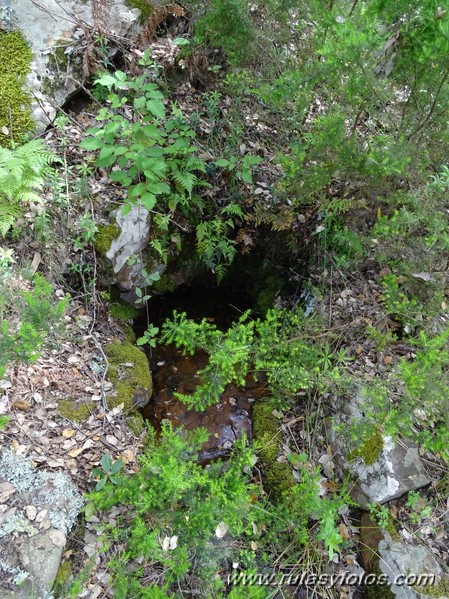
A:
[252,400,295,501]
[87,422,351,597]
[58,399,95,422]
[160,307,348,410]
[4,0,449,595]
[0,139,60,236]
[0,272,69,377]
[109,301,138,321]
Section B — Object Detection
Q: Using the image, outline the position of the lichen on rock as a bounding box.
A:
[104,341,152,411]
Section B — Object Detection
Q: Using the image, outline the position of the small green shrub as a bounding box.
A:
[160,307,348,410]
[0,272,69,377]
[88,422,351,596]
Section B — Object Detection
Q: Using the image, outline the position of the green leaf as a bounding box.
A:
[151,182,171,195]
[173,37,190,46]
[214,159,230,167]
[80,137,104,151]
[111,459,124,474]
[95,477,107,491]
[146,99,166,119]
[141,193,157,211]
[94,74,117,87]
[101,453,112,472]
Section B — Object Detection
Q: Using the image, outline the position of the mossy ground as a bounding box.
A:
[94,224,120,256]
[104,341,152,410]
[58,399,95,422]
[0,31,34,146]
[252,400,295,501]
[415,577,449,597]
[53,561,73,597]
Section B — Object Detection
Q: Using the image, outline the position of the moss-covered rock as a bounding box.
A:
[252,400,295,501]
[104,341,152,410]
[126,0,154,22]
[109,301,138,321]
[57,399,95,422]
[0,31,34,146]
[94,224,120,256]
[53,561,72,596]
[348,428,384,466]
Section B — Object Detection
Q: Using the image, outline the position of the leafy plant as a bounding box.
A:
[91,453,124,491]
[88,422,351,597]
[137,323,159,347]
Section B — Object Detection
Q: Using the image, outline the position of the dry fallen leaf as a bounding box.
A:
[12,400,32,411]
[62,429,76,439]
[68,447,85,458]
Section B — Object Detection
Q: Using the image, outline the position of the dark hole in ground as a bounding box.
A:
[134,284,268,462]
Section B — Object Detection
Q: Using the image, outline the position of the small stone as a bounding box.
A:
[24,505,37,521]
[0,481,16,503]
[49,529,66,547]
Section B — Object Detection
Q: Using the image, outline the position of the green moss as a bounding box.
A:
[58,399,95,422]
[121,323,137,343]
[126,0,154,23]
[94,224,120,256]
[252,400,295,501]
[104,341,152,410]
[0,31,34,146]
[416,577,449,597]
[109,301,138,321]
[53,561,72,596]
[151,274,177,294]
[348,428,384,466]
[256,272,285,315]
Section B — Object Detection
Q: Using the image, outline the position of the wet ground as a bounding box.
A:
[136,285,267,461]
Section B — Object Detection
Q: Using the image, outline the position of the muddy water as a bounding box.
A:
[136,285,267,462]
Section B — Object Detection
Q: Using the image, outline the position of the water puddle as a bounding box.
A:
[135,285,267,461]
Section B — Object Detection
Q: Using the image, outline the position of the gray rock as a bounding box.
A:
[0,448,84,599]
[379,532,449,599]
[329,388,431,508]
[8,0,143,133]
[106,205,153,291]
[351,436,431,507]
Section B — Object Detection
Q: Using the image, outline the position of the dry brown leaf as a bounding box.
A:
[68,447,85,458]
[12,400,32,411]
[62,429,76,439]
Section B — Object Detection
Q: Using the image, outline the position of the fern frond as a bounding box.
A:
[0,200,22,236]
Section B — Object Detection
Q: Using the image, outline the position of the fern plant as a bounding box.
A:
[0,139,59,236]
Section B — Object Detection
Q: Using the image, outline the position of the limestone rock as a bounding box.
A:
[5,0,142,133]
[0,449,84,599]
[106,205,152,291]
[379,532,449,599]
[329,388,431,508]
